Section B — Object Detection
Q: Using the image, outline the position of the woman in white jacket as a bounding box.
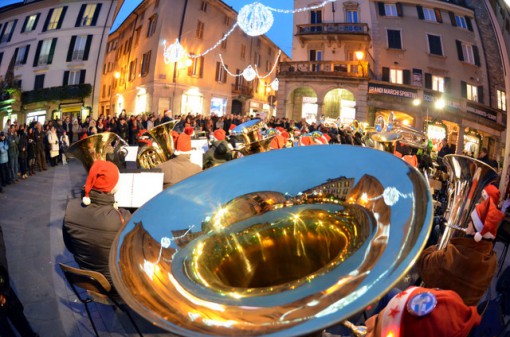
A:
[47,126,59,167]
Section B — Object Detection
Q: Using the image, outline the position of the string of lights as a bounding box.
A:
[219,49,281,82]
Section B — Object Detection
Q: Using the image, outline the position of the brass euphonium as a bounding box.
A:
[110,145,433,337]
[67,132,128,171]
[393,125,428,150]
[231,119,274,157]
[136,121,176,169]
[438,154,498,249]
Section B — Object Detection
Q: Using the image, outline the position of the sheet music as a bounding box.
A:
[115,172,164,208]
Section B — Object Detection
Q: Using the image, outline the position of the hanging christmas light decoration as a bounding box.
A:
[219,50,281,82]
[237,2,274,36]
[270,78,279,91]
[163,39,186,64]
[242,65,257,81]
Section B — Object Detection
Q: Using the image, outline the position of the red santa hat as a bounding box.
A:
[281,131,290,140]
[270,134,286,150]
[299,136,314,146]
[82,160,120,206]
[171,130,179,145]
[175,133,192,154]
[229,124,237,132]
[471,186,504,242]
[184,126,194,136]
[275,126,285,133]
[380,287,480,337]
[213,129,226,141]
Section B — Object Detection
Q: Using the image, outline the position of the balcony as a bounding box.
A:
[231,84,253,99]
[296,23,370,44]
[279,60,368,79]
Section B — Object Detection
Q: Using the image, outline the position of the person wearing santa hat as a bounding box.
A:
[364,287,480,337]
[156,133,202,189]
[62,160,130,284]
[417,184,503,306]
[203,129,233,169]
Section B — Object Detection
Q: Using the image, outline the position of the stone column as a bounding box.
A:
[456,125,464,155]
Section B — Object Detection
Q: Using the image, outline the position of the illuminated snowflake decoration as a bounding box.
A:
[161,237,171,248]
[238,2,274,36]
[243,65,257,81]
[382,187,400,206]
[270,78,279,91]
[163,39,186,64]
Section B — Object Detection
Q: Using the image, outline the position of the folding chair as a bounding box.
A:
[59,263,143,337]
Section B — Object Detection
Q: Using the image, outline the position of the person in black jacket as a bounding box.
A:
[0,225,39,336]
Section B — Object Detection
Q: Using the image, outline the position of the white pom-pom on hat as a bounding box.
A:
[474,232,483,242]
[82,196,91,206]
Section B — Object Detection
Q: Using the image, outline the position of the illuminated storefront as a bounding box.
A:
[26,111,46,124]
[302,96,318,124]
[463,131,481,158]
[182,89,203,115]
[211,97,227,116]
[135,88,147,115]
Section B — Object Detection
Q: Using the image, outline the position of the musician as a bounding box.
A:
[156,133,202,189]
[63,160,130,284]
[364,287,480,337]
[417,184,503,305]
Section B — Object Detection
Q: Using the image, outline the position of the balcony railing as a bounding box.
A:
[231,84,253,97]
[296,23,369,35]
[279,60,368,78]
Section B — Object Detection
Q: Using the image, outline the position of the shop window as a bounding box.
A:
[196,21,204,39]
[498,89,506,111]
[215,62,227,83]
[43,6,67,31]
[427,34,443,56]
[34,74,45,90]
[432,76,444,92]
[21,14,40,33]
[387,29,402,49]
[390,68,403,84]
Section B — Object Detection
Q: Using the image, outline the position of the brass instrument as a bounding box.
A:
[394,125,428,149]
[136,121,176,169]
[231,119,274,156]
[370,132,402,153]
[438,154,498,249]
[67,132,128,171]
[110,145,433,337]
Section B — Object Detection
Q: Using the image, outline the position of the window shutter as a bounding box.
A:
[13,48,19,64]
[417,6,424,20]
[67,35,76,62]
[215,62,221,82]
[456,40,464,61]
[33,40,42,66]
[42,8,53,32]
[63,70,69,85]
[91,4,102,26]
[75,4,86,27]
[473,45,480,66]
[7,20,17,42]
[425,73,432,89]
[33,13,40,30]
[461,81,467,98]
[57,6,67,29]
[403,69,411,85]
[199,57,204,78]
[377,2,385,16]
[47,37,57,64]
[223,65,228,83]
[396,3,403,17]
[444,77,451,93]
[466,17,473,31]
[22,45,30,64]
[80,69,86,84]
[0,53,3,67]
[435,9,442,23]
[21,15,29,33]
[449,12,457,26]
[382,67,390,82]
[478,86,484,103]
[83,35,92,61]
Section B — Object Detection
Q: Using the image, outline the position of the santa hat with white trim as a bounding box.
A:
[82,160,120,206]
[470,185,504,242]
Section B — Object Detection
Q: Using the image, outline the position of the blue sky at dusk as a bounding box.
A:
[0,0,294,55]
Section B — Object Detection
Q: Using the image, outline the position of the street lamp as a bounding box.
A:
[355,51,365,77]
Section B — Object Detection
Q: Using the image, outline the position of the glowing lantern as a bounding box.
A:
[164,39,186,64]
[270,78,279,91]
[237,2,274,37]
[243,65,257,81]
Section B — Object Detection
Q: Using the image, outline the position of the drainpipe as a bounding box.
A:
[172,0,189,114]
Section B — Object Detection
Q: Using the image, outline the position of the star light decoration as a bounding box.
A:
[162,1,335,62]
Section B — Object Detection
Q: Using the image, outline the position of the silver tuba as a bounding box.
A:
[136,121,176,169]
[438,154,498,249]
[110,145,433,337]
[66,132,128,171]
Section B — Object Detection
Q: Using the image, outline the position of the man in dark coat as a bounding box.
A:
[0,225,39,336]
[116,117,129,142]
[33,123,47,171]
[63,160,131,284]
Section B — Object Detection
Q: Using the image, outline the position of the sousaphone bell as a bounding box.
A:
[137,121,176,169]
[67,132,128,171]
[110,145,433,337]
[231,119,275,156]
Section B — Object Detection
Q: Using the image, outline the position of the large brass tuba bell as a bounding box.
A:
[438,154,498,249]
[110,145,433,337]
[136,121,176,169]
[67,132,128,171]
[231,119,274,157]
[394,125,428,149]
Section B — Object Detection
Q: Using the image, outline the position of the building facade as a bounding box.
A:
[278,0,506,160]
[0,0,122,126]
[99,0,287,119]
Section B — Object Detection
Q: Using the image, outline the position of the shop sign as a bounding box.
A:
[467,104,497,122]
[250,101,260,108]
[368,83,417,99]
[423,93,461,110]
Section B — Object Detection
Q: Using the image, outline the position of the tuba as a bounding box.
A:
[67,132,128,171]
[110,145,433,337]
[393,125,428,150]
[136,121,176,169]
[231,119,274,157]
[438,154,498,249]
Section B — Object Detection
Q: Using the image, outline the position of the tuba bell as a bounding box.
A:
[231,119,275,157]
[438,154,498,249]
[67,132,128,171]
[393,125,428,150]
[110,145,433,337]
[136,121,177,169]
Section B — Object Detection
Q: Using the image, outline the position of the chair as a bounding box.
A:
[59,263,143,337]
